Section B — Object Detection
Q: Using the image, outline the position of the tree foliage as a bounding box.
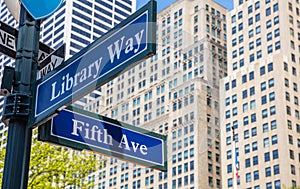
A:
[0,146,5,185]
[0,136,99,188]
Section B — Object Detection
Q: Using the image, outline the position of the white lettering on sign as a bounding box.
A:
[119,135,148,155]
[0,29,16,51]
[50,57,103,101]
[38,55,64,79]
[70,118,148,156]
[107,29,144,63]
[71,119,113,145]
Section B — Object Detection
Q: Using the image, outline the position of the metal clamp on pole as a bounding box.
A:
[0,66,14,96]
[2,93,31,125]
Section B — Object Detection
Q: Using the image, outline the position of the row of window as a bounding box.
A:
[172,124,194,139]
[232,2,278,24]
[228,179,281,189]
[226,92,274,119]
[172,95,194,111]
[226,119,277,135]
[172,136,195,153]
[172,160,195,175]
[245,164,280,183]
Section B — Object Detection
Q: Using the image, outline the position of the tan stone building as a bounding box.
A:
[85,0,228,188]
[221,0,300,188]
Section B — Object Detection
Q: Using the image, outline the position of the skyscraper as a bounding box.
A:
[87,0,228,188]
[221,0,300,188]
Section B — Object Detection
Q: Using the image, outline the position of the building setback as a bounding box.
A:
[221,0,300,188]
[86,0,228,188]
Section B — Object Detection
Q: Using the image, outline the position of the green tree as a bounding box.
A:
[0,136,99,188]
[0,145,5,185]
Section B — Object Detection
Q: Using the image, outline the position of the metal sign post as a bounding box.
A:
[1,6,40,189]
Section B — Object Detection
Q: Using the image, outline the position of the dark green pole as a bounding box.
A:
[2,5,40,189]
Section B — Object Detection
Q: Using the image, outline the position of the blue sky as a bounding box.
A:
[137,0,233,12]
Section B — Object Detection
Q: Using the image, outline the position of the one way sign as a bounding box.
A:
[38,44,65,79]
[0,21,53,60]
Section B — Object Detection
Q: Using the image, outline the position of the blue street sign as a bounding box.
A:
[38,107,167,171]
[20,0,63,20]
[32,1,156,127]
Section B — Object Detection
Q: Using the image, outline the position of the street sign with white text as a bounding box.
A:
[0,21,53,60]
[32,1,156,127]
[37,44,65,79]
[38,107,167,171]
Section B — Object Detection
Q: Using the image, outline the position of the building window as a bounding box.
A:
[272,135,278,144]
[255,13,260,22]
[252,141,258,151]
[257,50,262,59]
[249,42,254,50]
[266,20,272,29]
[248,5,253,14]
[275,180,281,189]
[245,158,251,168]
[246,173,251,183]
[232,26,236,34]
[273,149,279,159]
[256,38,261,46]
[242,75,247,83]
[262,109,268,118]
[265,152,270,162]
[291,165,296,175]
[266,182,272,189]
[228,178,233,187]
[244,116,249,126]
[245,144,250,153]
[262,95,267,105]
[249,17,253,25]
[275,29,280,37]
[253,156,258,165]
[270,106,276,115]
[265,167,271,177]
[275,41,281,50]
[268,63,273,72]
[238,23,243,31]
[261,82,266,91]
[274,165,280,175]
[264,138,270,147]
[255,1,260,9]
[254,171,259,180]
[274,16,279,25]
[252,127,257,136]
[267,45,273,54]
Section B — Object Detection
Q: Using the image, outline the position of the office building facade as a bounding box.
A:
[87,0,228,188]
[221,0,300,188]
